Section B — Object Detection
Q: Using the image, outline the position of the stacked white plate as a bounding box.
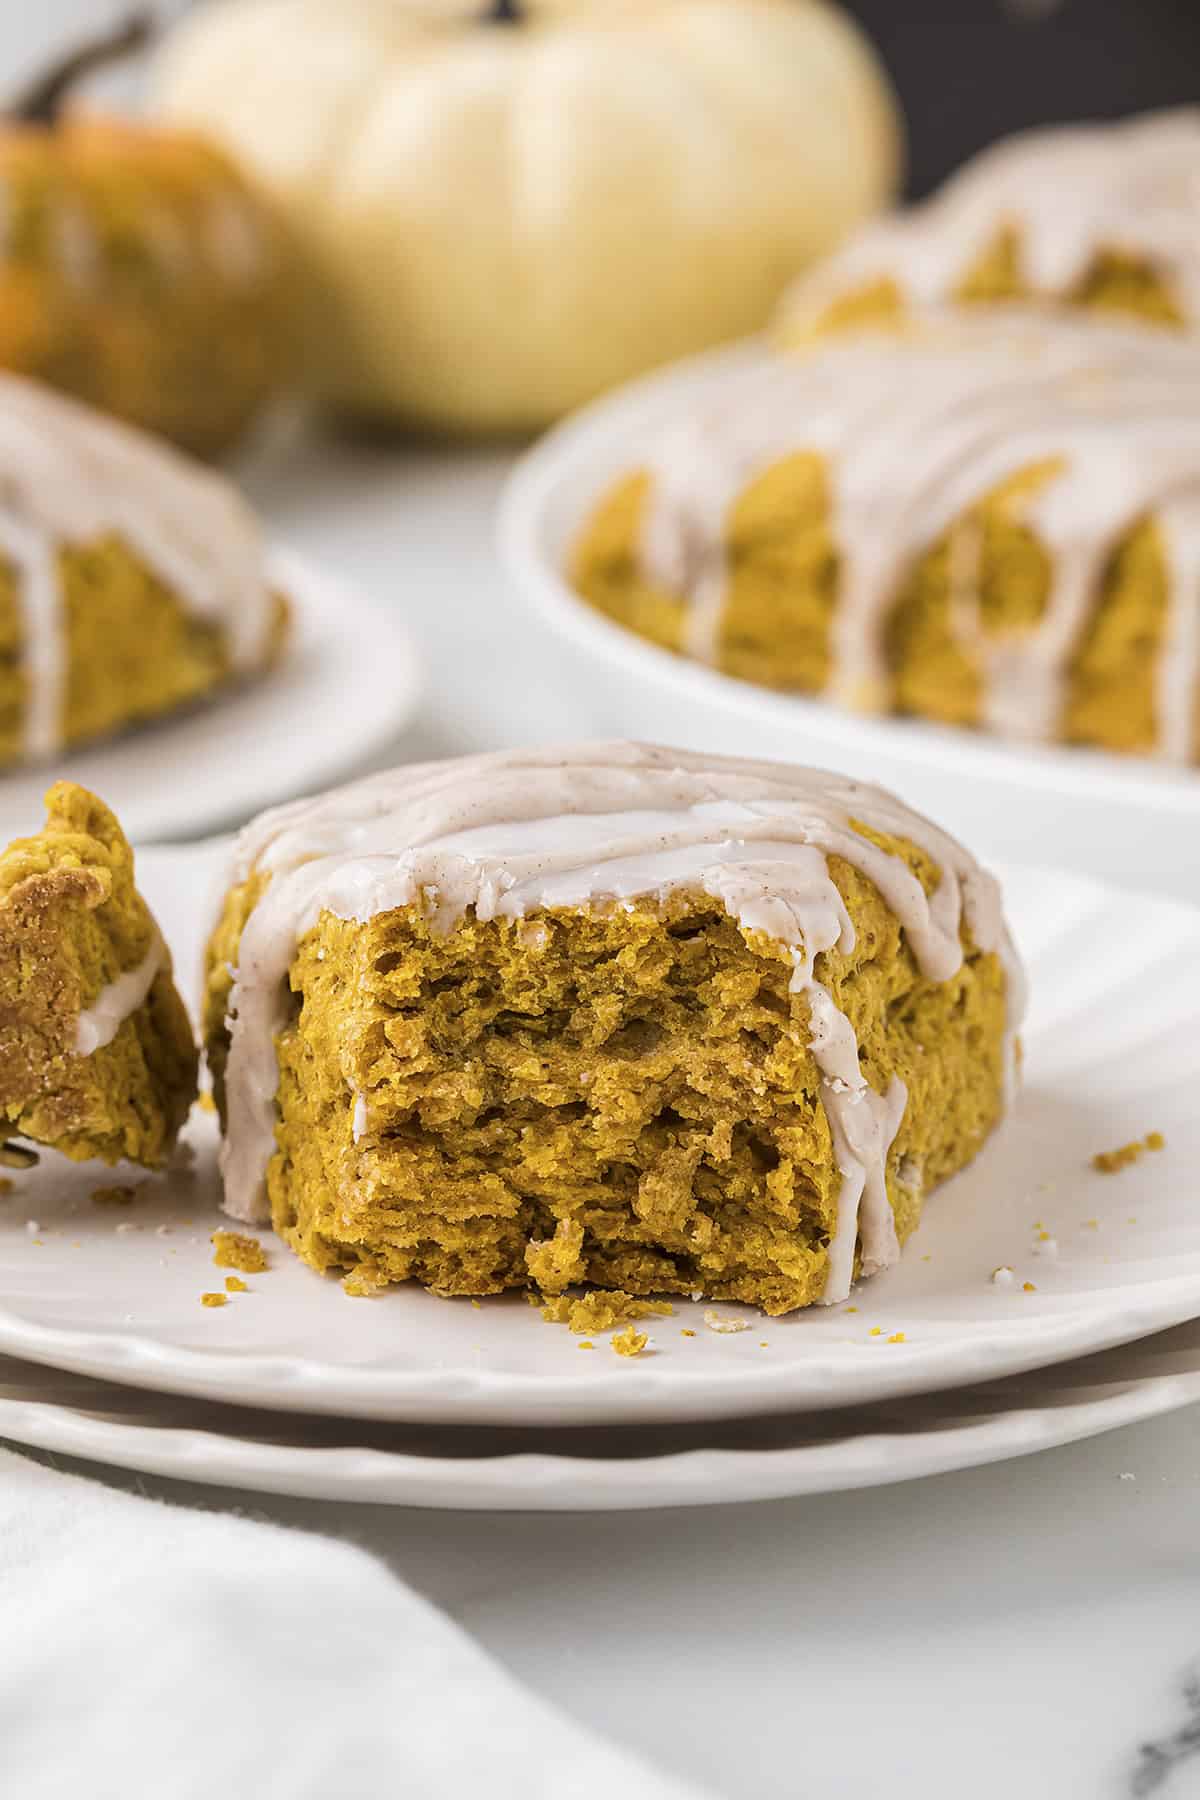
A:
[3,844,1200,1509]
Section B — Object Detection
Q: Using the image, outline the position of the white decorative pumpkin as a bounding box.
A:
[155,0,900,435]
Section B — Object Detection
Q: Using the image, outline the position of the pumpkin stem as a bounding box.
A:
[9,11,155,128]
[485,0,524,22]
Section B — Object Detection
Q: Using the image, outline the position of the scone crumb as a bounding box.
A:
[211,1230,269,1273]
[869,1326,882,1336]
[612,1327,648,1358]
[1092,1133,1165,1174]
[200,1292,227,1308]
[578,1339,595,1350]
[91,1185,136,1207]
[1023,1281,1037,1293]
[888,1332,906,1344]
[703,1309,749,1335]
[542,1290,674,1334]
[681,1328,696,1338]
[342,1267,388,1298]
[224,1275,248,1294]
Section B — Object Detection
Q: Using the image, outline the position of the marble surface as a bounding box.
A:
[26,1401,1200,1800]
[11,422,1200,1798]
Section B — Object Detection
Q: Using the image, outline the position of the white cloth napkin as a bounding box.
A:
[0,1447,704,1800]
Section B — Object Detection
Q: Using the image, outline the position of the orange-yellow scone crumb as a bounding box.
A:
[612,1327,648,1357]
[211,1230,269,1272]
[1092,1132,1166,1174]
[200,1291,227,1308]
[540,1289,675,1334]
[342,1267,388,1297]
[224,1275,248,1294]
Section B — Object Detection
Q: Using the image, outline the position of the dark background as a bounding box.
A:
[843,0,1200,196]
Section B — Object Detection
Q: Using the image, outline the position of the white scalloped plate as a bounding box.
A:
[499,342,1200,904]
[0,846,1198,1426]
[0,547,421,846]
[3,1319,1199,1509]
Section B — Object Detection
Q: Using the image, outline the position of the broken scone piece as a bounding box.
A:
[0,783,197,1167]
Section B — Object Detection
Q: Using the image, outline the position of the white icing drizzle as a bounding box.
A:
[351,1091,368,1144]
[74,931,164,1057]
[0,373,275,759]
[778,109,1200,332]
[634,312,1200,755]
[216,744,1024,1303]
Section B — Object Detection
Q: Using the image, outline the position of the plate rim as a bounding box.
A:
[497,338,1200,821]
[1,1338,1196,1510]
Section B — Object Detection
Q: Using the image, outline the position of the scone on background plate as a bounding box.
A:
[0,371,287,769]
[572,312,1200,764]
[0,783,197,1169]
[204,743,1022,1315]
[775,108,1200,343]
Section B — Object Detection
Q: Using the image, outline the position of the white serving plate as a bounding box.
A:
[0,546,422,846]
[0,846,1198,1428]
[2,1319,1198,1511]
[499,342,1200,905]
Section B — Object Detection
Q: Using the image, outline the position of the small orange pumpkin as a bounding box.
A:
[0,14,294,458]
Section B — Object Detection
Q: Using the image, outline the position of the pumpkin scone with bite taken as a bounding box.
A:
[205,743,1023,1316]
[0,782,197,1168]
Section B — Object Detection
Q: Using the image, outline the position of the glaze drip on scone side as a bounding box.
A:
[778,109,1200,332]
[217,744,1023,1304]
[0,374,275,757]
[74,931,165,1057]
[637,313,1200,755]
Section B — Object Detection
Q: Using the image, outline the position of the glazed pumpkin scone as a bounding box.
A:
[204,744,1023,1315]
[0,370,287,768]
[775,108,1200,342]
[0,783,197,1168]
[572,312,1200,762]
